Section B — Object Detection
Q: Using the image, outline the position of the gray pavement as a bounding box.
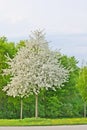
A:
[0,125,87,130]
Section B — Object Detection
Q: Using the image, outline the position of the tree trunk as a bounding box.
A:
[84,101,86,117]
[20,98,23,119]
[44,90,47,117]
[35,94,38,118]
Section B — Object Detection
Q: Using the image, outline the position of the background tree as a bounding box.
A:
[76,65,87,117]
[16,40,25,49]
[0,36,17,118]
[40,55,80,118]
[57,55,80,117]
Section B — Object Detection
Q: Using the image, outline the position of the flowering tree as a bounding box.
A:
[3,30,69,118]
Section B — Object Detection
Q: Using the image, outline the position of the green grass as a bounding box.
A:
[0,118,87,126]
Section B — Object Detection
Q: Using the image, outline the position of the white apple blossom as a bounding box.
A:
[3,30,69,98]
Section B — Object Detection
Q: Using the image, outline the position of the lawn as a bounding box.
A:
[0,118,87,126]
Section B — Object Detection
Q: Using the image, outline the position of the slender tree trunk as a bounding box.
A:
[44,90,47,117]
[35,94,38,118]
[20,98,23,119]
[84,101,86,117]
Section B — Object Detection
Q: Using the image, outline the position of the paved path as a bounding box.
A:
[0,125,87,130]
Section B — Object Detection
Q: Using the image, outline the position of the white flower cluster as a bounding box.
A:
[3,30,69,98]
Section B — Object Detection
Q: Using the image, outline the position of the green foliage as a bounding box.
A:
[76,66,87,102]
[44,96,61,118]
[0,36,17,119]
[0,34,84,119]
[54,55,82,117]
[16,40,26,49]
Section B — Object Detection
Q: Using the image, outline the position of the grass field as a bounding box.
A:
[0,118,87,126]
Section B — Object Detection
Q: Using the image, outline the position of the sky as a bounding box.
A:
[0,0,87,66]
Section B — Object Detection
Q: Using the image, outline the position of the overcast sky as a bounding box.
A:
[0,0,87,66]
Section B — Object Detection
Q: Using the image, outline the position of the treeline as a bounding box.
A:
[0,35,85,119]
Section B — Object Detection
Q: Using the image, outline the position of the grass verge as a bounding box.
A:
[0,118,87,126]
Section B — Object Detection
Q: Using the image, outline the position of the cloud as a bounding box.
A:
[0,0,87,35]
[0,0,87,66]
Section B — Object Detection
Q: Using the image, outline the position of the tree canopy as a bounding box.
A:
[3,30,69,98]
